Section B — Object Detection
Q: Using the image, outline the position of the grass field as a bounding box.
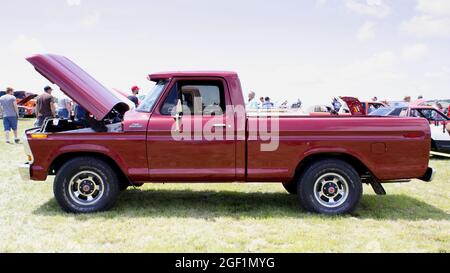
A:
[0,119,448,253]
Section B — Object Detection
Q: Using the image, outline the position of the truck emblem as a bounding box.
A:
[129,123,143,129]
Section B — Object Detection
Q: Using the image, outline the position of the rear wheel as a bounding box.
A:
[297,159,362,215]
[53,157,120,213]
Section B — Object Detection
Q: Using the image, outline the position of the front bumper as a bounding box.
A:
[419,167,435,182]
[18,163,31,181]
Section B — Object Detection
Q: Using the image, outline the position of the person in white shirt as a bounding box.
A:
[57,95,72,119]
[246,91,260,110]
[0,87,20,143]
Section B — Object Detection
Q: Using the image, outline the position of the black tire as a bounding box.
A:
[119,181,130,191]
[297,159,362,215]
[282,182,297,195]
[53,157,120,213]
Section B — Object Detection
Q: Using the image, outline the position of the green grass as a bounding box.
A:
[0,119,449,252]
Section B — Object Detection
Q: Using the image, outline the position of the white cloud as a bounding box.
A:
[81,12,101,28]
[315,0,327,8]
[400,15,450,38]
[400,0,450,38]
[425,66,450,79]
[8,35,45,57]
[401,44,430,61]
[345,0,391,18]
[67,0,81,7]
[357,21,376,42]
[417,0,450,16]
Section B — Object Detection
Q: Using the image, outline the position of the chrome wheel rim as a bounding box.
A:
[68,171,104,206]
[313,173,349,208]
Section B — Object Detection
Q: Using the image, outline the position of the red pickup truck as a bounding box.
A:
[19,54,435,215]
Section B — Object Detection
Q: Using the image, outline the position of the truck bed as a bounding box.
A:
[246,116,431,182]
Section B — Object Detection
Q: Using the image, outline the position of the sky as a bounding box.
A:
[0,0,449,107]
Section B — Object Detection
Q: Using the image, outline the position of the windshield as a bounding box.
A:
[137,80,168,112]
[369,107,392,116]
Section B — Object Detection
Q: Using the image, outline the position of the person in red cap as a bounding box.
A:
[128,86,140,107]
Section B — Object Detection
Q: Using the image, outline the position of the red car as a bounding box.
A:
[0,91,37,118]
[339,97,386,115]
[308,98,385,116]
[17,93,38,117]
[19,54,434,215]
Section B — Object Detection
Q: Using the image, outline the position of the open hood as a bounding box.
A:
[17,94,38,106]
[26,54,130,121]
[340,96,365,116]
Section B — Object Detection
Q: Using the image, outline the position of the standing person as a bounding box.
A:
[414,95,425,105]
[0,87,20,144]
[435,102,444,112]
[292,99,302,109]
[128,86,140,107]
[246,91,260,110]
[332,98,342,112]
[372,96,378,102]
[35,86,56,127]
[262,97,274,109]
[403,96,412,104]
[74,103,87,121]
[57,95,72,119]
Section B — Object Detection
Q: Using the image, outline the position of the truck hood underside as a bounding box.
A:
[26,54,130,121]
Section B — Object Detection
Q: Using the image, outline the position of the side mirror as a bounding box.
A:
[173,99,183,132]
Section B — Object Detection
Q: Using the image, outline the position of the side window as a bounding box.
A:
[160,85,178,115]
[160,80,226,116]
[390,108,406,116]
[420,109,446,121]
[410,109,421,118]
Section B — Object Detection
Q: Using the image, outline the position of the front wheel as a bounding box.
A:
[53,157,120,213]
[297,159,362,215]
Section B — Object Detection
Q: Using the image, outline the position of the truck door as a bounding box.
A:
[146,78,236,181]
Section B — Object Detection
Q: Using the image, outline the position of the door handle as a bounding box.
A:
[213,124,227,128]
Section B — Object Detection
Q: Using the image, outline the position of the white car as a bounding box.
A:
[371,105,450,155]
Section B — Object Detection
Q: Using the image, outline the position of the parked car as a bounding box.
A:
[308,97,383,116]
[17,93,38,117]
[0,90,38,118]
[19,54,434,215]
[361,101,387,115]
[370,105,450,155]
[307,97,358,116]
[418,99,450,116]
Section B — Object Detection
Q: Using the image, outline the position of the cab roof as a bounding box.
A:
[148,71,238,81]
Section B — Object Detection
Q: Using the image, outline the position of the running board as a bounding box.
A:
[431,151,450,158]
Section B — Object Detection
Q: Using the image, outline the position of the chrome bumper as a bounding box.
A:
[420,167,435,182]
[18,163,31,181]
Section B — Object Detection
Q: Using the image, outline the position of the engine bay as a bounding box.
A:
[39,109,124,134]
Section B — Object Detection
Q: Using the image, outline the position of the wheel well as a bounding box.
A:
[431,139,437,151]
[49,152,130,184]
[293,153,371,183]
